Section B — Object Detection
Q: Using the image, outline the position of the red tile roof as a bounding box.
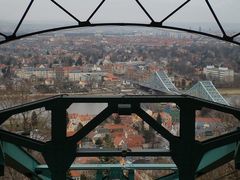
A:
[70,170,80,177]
[114,134,144,148]
[196,117,222,123]
[74,157,100,164]
[104,124,127,130]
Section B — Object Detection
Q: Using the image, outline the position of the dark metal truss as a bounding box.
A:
[0,0,239,45]
[0,95,240,180]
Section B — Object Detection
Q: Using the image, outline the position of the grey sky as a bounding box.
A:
[0,0,240,31]
[0,0,239,32]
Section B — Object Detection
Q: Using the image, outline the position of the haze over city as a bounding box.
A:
[0,0,239,26]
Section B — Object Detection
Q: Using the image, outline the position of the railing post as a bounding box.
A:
[96,170,103,180]
[128,170,134,180]
[235,142,240,169]
[0,143,4,176]
[43,101,76,180]
[171,102,196,180]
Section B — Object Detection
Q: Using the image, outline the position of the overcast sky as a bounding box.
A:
[0,0,239,33]
[0,0,239,22]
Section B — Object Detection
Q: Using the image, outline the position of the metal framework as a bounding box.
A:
[139,71,228,105]
[0,95,239,180]
[139,71,180,95]
[0,0,239,46]
[0,1,240,179]
[187,81,229,106]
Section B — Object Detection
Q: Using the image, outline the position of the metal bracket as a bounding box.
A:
[118,104,132,115]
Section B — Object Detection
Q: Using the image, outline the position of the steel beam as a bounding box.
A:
[76,149,171,157]
[42,102,75,180]
[70,106,114,143]
[134,105,177,142]
[0,95,64,125]
[171,103,198,180]
[202,130,240,151]
[197,143,236,173]
[36,163,177,170]
[1,141,48,179]
[0,130,44,151]
[0,143,4,176]
[0,95,239,179]
[235,142,240,169]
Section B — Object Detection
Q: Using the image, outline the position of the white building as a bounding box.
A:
[203,65,234,82]
[68,71,105,82]
[68,70,89,82]
[16,66,56,79]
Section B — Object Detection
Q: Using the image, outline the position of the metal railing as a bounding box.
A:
[0,95,239,179]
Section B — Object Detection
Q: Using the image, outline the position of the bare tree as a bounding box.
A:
[0,81,51,179]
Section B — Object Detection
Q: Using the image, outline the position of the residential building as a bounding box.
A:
[16,66,56,79]
[203,65,234,82]
[69,71,105,82]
